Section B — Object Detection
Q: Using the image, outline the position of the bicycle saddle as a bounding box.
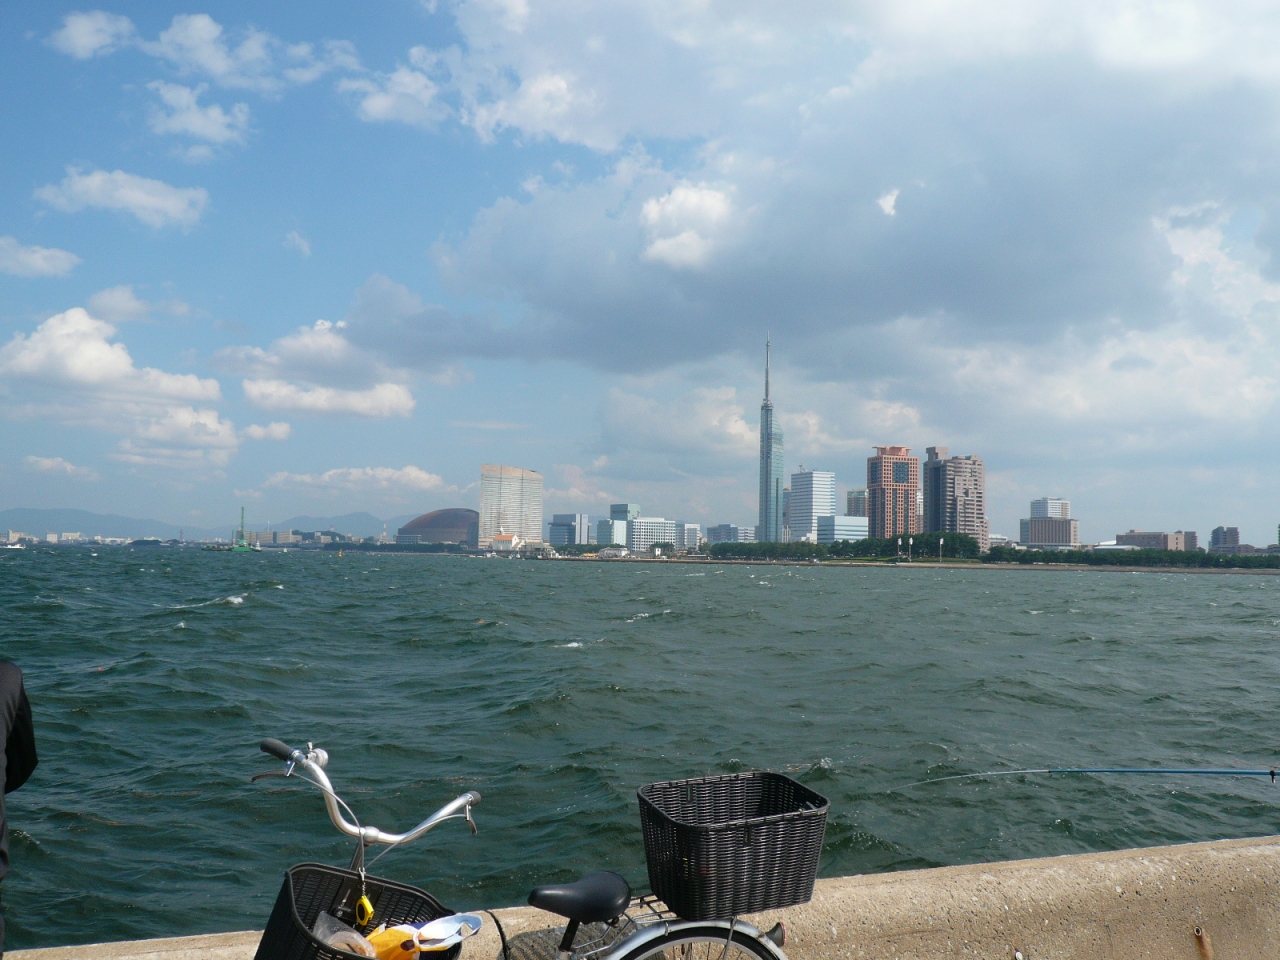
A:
[528,871,632,923]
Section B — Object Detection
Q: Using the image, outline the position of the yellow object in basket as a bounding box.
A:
[367,926,420,960]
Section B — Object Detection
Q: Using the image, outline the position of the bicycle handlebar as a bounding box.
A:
[258,737,481,847]
[261,738,295,761]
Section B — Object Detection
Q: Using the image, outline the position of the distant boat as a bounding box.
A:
[2,543,24,550]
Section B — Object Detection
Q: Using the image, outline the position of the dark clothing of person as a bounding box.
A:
[0,660,37,957]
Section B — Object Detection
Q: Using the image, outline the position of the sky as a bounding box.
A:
[4,2,1280,544]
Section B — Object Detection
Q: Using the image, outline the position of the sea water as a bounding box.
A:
[5,548,1280,949]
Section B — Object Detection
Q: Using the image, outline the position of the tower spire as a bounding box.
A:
[765,335,771,403]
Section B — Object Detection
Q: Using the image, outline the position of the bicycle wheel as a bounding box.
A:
[614,927,779,960]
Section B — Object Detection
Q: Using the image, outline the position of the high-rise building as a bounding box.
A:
[922,446,990,553]
[846,489,867,517]
[1182,530,1199,551]
[1210,526,1240,553]
[817,515,868,544]
[596,518,626,545]
[627,517,679,553]
[1019,498,1078,549]
[549,514,591,546]
[788,468,836,542]
[867,446,920,540]
[610,503,640,522]
[676,523,702,551]
[707,524,756,544]
[1116,530,1185,551]
[479,464,544,547]
[1030,498,1070,519]
[758,340,785,542]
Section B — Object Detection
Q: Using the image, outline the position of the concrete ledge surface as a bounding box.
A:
[13,834,1280,960]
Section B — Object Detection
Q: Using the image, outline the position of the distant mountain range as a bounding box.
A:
[0,508,431,540]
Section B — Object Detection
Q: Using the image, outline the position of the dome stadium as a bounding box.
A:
[396,508,479,547]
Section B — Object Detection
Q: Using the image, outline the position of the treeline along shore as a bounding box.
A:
[708,536,1280,570]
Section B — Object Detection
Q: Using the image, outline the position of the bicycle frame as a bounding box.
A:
[256,739,788,960]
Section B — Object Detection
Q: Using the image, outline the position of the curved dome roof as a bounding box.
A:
[398,508,479,545]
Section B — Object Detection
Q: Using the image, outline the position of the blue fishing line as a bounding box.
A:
[894,767,1278,791]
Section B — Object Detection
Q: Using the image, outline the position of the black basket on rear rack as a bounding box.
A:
[638,772,828,921]
[254,863,460,960]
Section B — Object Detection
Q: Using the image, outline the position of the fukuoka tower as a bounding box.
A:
[758,339,785,542]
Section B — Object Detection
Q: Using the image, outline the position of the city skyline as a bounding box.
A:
[6,4,1280,546]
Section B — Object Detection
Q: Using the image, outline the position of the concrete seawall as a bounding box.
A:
[15,834,1280,960]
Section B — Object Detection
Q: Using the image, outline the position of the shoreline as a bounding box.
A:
[553,555,1280,576]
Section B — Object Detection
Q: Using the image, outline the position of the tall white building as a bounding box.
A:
[676,523,702,551]
[787,468,836,542]
[1030,497,1070,519]
[627,518,678,553]
[479,464,544,547]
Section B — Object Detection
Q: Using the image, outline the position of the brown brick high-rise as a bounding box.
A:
[868,445,920,540]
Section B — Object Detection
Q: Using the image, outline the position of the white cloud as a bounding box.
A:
[243,380,415,417]
[264,465,447,491]
[50,12,359,99]
[23,456,99,481]
[877,189,899,216]
[340,63,447,127]
[243,422,291,440]
[86,285,146,323]
[147,81,250,144]
[0,237,81,277]
[218,319,415,417]
[0,308,218,400]
[284,231,311,256]
[135,14,359,94]
[0,308,234,471]
[641,183,733,268]
[49,11,135,59]
[35,168,208,229]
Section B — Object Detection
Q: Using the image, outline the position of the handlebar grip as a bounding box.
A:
[261,738,296,761]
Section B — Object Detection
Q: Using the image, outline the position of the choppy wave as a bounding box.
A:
[5,550,1280,949]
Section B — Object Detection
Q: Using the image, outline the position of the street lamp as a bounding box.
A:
[938,537,944,562]
[908,536,913,561]
[897,537,902,560]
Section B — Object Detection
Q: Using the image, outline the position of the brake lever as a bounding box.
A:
[466,804,478,834]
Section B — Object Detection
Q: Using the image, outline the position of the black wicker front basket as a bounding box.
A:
[254,863,459,960]
[638,772,828,921]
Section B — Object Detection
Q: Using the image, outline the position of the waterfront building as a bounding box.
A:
[1030,498,1070,519]
[627,517,679,553]
[922,447,990,552]
[397,508,480,547]
[707,524,756,544]
[1209,526,1241,554]
[676,523,702,551]
[489,532,522,552]
[597,546,629,559]
[479,464,544,547]
[817,515,868,544]
[1019,498,1079,549]
[549,513,591,546]
[1182,530,1199,551]
[846,489,867,517]
[610,503,640,522]
[596,518,626,546]
[757,340,785,542]
[1116,530,1185,551]
[788,468,836,542]
[867,446,920,540]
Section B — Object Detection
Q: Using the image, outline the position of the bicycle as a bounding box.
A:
[254,738,822,960]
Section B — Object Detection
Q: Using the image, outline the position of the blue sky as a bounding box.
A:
[4,1,1280,544]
